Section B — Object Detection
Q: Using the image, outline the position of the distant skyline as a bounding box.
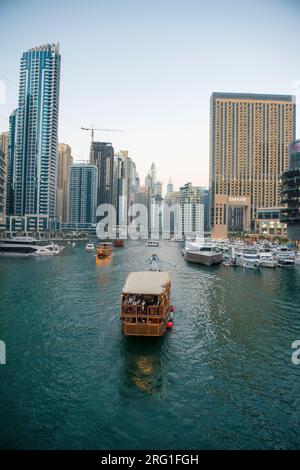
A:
[1,0,300,191]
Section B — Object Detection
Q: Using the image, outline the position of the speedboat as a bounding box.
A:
[85,241,95,252]
[146,241,159,247]
[259,252,277,268]
[0,236,64,257]
[183,238,223,266]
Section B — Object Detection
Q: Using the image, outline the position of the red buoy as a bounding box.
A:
[166,321,173,329]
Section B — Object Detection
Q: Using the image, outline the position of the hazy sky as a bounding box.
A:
[1,0,300,192]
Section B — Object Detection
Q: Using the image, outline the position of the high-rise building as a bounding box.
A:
[167,177,174,194]
[14,43,61,231]
[0,132,8,231]
[6,109,17,216]
[179,182,204,237]
[281,140,300,240]
[67,163,97,226]
[0,144,6,231]
[210,92,296,239]
[113,150,138,227]
[91,142,114,207]
[56,143,73,223]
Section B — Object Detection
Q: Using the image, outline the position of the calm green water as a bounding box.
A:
[0,240,300,450]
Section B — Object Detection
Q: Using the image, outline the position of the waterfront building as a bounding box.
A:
[6,109,17,217]
[179,182,204,237]
[91,142,114,207]
[14,43,61,231]
[56,143,73,223]
[0,144,6,232]
[280,139,300,240]
[210,92,295,239]
[255,208,287,239]
[0,132,8,231]
[67,163,97,227]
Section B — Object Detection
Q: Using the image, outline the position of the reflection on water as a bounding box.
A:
[121,338,165,394]
[95,255,112,267]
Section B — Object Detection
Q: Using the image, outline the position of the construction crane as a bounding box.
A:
[81,125,123,163]
[81,125,122,145]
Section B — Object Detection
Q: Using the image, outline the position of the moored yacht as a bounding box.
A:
[0,236,64,257]
[183,238,223,266]
[238,250,261,270]
[259,252,277,268]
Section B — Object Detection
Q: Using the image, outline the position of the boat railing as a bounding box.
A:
[121,304,165,316]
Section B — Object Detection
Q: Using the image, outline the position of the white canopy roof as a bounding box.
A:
[122,271,171,295]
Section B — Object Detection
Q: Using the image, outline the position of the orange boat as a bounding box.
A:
[114,239,125,248]
[96,242,112,260]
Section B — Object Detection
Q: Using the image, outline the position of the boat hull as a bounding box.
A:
[184,250,223,266]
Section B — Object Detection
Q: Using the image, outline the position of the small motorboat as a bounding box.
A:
[85,241,95,252]
[146,241,159,247]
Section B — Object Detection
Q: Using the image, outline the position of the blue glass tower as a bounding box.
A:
[6,109,17,216]
[14,43,61,230]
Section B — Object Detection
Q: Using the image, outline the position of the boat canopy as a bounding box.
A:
[122,271,171,295]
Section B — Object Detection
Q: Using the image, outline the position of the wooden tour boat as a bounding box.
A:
[114,239,125,248]
[96,242,112,261]
[120,271,173,337]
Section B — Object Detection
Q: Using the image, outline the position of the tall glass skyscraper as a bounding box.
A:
[6,109,17,216]
[91,142,114,207]
[14,43,61,231]
[67,163,97,226]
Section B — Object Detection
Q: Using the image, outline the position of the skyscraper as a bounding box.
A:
[6,109,17,216]
[210,92,295,239]
[179,182,204,237]
[91,142,114,207]
[0,144,6,231]
[56,143,73,223]
[14,43,61,231]
[113,150,137,227]
[67,163,97,226]
[0,132,8,231]
[281,140,300,240]
[167,177,174,194]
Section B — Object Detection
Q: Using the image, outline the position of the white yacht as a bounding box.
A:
[183,238,223,266]
[275,246,295,267]
[0,237,64,257]
[85,241,95,252]
[239,250,261,270]
[259,252,277,268]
